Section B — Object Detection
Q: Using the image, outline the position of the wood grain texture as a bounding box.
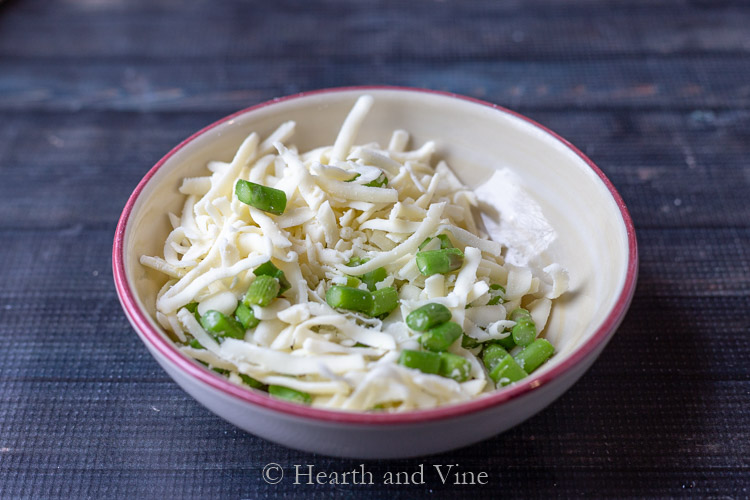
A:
[2,58,750,112]
[0,0,748,497]
[2,0,750,59]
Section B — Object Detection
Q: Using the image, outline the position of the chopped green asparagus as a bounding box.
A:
[416,248,464,276]
[369,287,399,317]
[420,322,463,352]
[439,352,471,382]
[268,385,312,404]
[405,303,452,331]
[235,179,287,215]
[253,261,291,295]
[243,275,280,307]
[325,285,373,314]
[514,338,554,373]
[398,350,441,374]
[234,303,260,330]
[200,310,245,340]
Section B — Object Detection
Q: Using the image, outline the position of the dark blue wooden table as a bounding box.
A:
[1,1,748,497]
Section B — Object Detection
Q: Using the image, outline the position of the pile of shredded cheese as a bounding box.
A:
[141,95,569,411]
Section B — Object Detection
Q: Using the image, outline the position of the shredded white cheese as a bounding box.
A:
[141,95,569,412]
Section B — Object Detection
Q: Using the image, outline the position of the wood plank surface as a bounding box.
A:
[2,58,750,112]
[0,0,748,497]
[2,0,750,59]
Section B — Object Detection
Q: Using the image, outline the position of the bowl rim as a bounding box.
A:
[113,85,638,425]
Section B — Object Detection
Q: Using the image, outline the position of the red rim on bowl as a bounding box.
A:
[113,86,638,425]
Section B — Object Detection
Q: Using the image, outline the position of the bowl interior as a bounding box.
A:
[123,88,631,392]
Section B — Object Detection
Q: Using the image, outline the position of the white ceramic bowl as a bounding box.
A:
[113,87,637,458]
